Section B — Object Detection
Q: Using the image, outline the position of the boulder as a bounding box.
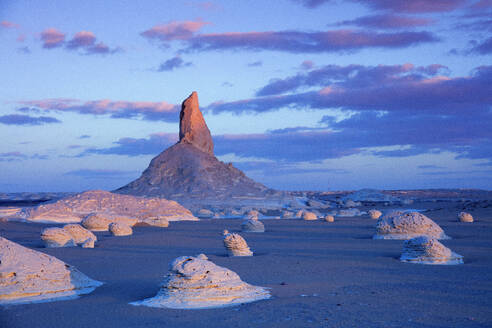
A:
[82,213,112,231]
[368,209,382,220]
[302,211,317,221]
[373,211,450,240]
[41,228,76,248]
[109,222,133,236]
[400,236,463,265]
[0,237,102,305]
[223,230,253,256]
[324,215,335,222]
[139,216,169,227]
[197,209,214,217]
[281,210,293,219]
[458,212,473,223]
[63,224,96,245]
[130,254,270,309]
[241,218,265,232]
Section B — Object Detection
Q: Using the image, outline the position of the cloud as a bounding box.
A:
[64,169,138,179]
[301,60,315,70]
[141,20,209,42]
[183,29,438,54]
[40,28,65,48]
[0,114,61,126]
[334,14,433,29]
[79,134,91,139]
[469,36,492,54]
[82,132,178,157]
[247,61,263,67]
[18,98,180,122]
[1,20,20,29]
[418,165,445,169]
[0,152,48,162]
[17,46,31,54]
[157,55,192,71]
[291,0,331,8]
[356,0,467,13]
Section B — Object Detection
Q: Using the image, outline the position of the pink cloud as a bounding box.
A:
[141,20,210,41]
[1,20,20,29]
[40,28,66,48]
[19,98,180,122]
[66,31,96,49]
[356,0,467,13]
[335,14,433,29]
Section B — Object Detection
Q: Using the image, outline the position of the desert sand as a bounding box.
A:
[1,198,491,327]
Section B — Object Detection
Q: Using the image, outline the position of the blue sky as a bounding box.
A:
[1,0,491,192]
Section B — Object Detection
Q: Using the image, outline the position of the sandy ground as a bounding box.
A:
[1,201,491,328]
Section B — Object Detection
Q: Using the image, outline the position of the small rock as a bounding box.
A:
[458,212,473,223]
[109,222,133,236]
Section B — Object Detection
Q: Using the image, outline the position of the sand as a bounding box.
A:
[0,200,491,327]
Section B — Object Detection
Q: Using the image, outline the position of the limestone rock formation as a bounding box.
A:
[109,222,133,236]
[22,190,197,224]
[281,210,293,219]
[343,189,398,202]
[82,213,112,231]
[179,91,214,155]
[368,209,382,220]
[400,236,464,265]
[82,239,95,248]
[324,215,335,222]
[139,216,169,227]
[302,211,317,221]
[0,237,102,305]
[458,212,473,223]
[63,224,96,245]
[114,92,289,206]
[41,228,76,248]
[223,230,253,256]
[373,211,450,240]
[241,216,265,233]
[130,254,270,309]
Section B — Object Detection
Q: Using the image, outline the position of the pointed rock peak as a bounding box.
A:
[179,91,214,155]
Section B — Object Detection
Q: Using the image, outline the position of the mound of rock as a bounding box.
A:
[109,222,133,236]
[368,209,382,220]
[130,254,269,309]
[41,224,96,248]
[21,190,197,224]
[324,215,335,222]
[223,230,253,256]
[241,217,265,233]
[400,236,463,265]
[302,211,317,221]
[0,237,102,305]
[458,212,473,223]
[373,211,450,240]
[114,92,289,206]
[139,216,170,227]
[82,213,112,231]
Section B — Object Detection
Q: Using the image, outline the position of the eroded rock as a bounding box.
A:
[223,230,253,256]
[368,209,382,220]
[82,213,112,231]
[130,254,270,309]
[302,211,317,221]
[41,228,76,248]
[400,236,463,265]
[0,237,102,305]
[241,217,265,233]
[63,224,96,245]
[458,212,473,223]
[109,222,133,236]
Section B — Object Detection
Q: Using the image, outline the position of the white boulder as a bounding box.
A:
[302,211,317,221]
[241,217,265,232]
[368,209,382,220]
[41,228,76,248]
[0,237,102,305]
[63,224,96,245]
[82,213,112,231]
[223,230,253,256]
[400,236,463,265]
[458,212,473,223]
[130,254,270,309]
[109,222,133,236]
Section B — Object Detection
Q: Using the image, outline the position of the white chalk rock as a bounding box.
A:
[373,211,450,240]
[400,236,463,265]
[82,238,95,248]
[0,237,102,305]
[324,215,335,222]
[41,228,76,248]
[281,210,293,219]
[368,209,382,220]
[241,217,265,233]
[112,216,138,227]
[140,216,169,227]
[295,210,303,218]
[130,254,270,309]
[302,211,317,221]
[197,209,213,217]
[63,224,96,245]
[458,212,473,223]
[223,230,253,256]
[109,222,133,236]
[344,200,357,208]
[82,213,112,231]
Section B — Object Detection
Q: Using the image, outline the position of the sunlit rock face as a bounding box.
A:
[109,222,133,236]
[368,209,382,220]
[458,212,473,223]
[241,217,265,233]
[62,224,97,245]
[115,92,290,206]
[0,237,102,305]
[373,211,450,240]
[41,228,77,248]
[130,254,270,309]
[302,211,318,221]
[400,236,463,265]
[223,230,253,257]
[22,190,197,224]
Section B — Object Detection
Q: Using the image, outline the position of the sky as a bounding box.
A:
[1,0,491,192]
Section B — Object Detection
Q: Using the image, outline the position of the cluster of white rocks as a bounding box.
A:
[130,254,270,309]
[241,214,265,233]
[0,237,102,305]
[223,230,253,257]
[373,211,450,240]
[41,224,96,248]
